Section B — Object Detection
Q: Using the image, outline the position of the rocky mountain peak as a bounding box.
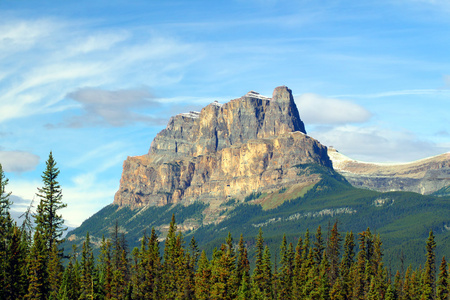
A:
[114,86,331,210]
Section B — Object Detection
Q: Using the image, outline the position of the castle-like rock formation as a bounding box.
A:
[113,86,332,209]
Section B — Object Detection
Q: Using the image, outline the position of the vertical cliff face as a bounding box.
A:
[113,86,331,209]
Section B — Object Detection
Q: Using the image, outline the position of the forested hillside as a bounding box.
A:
[67,163,450,272]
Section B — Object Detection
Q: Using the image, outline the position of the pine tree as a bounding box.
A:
[161,214,186,299]
[25,230,48,299]
[314,225,325,266]
[0,163,12,221]
[277,234,293,299]
[34,152,66,251]
[422,230,436,300]
[394,270,403,299]
[252,228,266,297]
[195,250,211,300]
[316,252,331,300]
[0,163,13,299]
[146,228,161,299]
[292,236,303,298]
[236,234,250,285]
[99,236,113,299]
[385,283,396,300]
[340,231,355,299]
[80,232,95,300]
[4,225,27,299]
[261,245,273,299]
[436,256,449,300]
[330,276,346,300]
[58,245,81,300]
[183,236,199,299]
[237,272,251,300]
[48,242,63,299]
[326,221,341,286]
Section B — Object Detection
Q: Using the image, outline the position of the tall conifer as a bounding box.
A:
[436,256,449,300]
[34,152,66,251]
[422,230,436,300]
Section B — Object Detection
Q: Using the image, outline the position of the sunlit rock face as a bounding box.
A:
[113,86,332,209]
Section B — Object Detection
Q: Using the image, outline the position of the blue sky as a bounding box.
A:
[1,0,449,227]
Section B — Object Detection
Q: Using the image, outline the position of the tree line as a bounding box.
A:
[0,153,449,299]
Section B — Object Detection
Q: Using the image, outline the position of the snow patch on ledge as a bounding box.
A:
[211,100,223,107]
[179,111,200,118]
[244,90,271,100]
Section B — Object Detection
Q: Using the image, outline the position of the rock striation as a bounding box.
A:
[113,86,332,209]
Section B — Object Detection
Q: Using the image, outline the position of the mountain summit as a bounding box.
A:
[113,86,331,216]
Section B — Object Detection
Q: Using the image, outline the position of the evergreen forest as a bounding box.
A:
[2,154,450,300]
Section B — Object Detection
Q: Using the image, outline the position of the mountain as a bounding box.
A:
[113,86,331,225]
[66,86,450,271]
[328,148,450,196]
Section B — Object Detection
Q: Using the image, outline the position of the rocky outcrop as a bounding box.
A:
[328,148,450,195]
[114,86,332,209]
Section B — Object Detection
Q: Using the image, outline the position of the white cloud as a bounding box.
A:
[0,151,40,173]
[311,125,447,162]
[295,93,372,125]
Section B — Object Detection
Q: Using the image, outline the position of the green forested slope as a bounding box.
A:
[66,163,450,271]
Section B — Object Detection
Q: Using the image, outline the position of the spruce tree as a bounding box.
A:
[58,245,81,300]
[422,230,436,300]
[26,230,48,299]
[4,225,27,300]
[236,233,250,285]
[48,242,63,299]
[326,221,341,286]
[0,164,15,300]
[314,225,325,266]
[261,245,273,299]
[436,256,449,300]
[162,214,186,299]
[34,152,66,251]
[98,236,113,299]
[195,250,211,300]
[340,231,355,299]
[80,232,95,300]
[292,236,303,298]
[252,228,266,296]
[278,234,293,299]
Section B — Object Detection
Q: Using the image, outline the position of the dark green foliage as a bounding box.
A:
[79,232,95,299]
[244,191,263,202]
[422,230,437,300]
[35,152,66,250]
[436,256,449,300]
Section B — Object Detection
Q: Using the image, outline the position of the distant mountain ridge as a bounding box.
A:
[328,148,450,195]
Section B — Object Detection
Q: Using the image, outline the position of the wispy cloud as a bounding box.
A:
[295,93,371,125]
[0,17,200,124]
[0,151,40,173]
[332,89,450,99]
